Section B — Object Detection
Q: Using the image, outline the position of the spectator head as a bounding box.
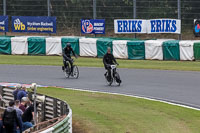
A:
[107,47,111,54]
[22,86,27,91]
[9,100,15,107]
[22,97,29,103]
[16,84,22,90]
[15,100,20,107]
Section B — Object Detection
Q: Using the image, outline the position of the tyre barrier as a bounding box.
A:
[0,85,72,133]
[0,36,200,61]
[1,36,200,61]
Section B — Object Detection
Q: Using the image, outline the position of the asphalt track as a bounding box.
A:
[0,64,200,109]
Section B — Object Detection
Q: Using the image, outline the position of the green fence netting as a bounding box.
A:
[194,42,200,60]
[96,38,113,58]
[127,41,145,60]
[28,37,46,55]
[163,40,180,61]
[0,37,11,55]
[61,38,79,55]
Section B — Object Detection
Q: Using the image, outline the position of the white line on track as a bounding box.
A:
[3,80,200,111]
[62,87,200,111]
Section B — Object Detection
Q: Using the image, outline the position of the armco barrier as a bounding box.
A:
[0,85,72,133]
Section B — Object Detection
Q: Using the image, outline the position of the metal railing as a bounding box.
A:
[0,85,72,133]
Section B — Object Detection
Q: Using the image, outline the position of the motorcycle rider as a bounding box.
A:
[62,43,77,74]
[103,47,119,82]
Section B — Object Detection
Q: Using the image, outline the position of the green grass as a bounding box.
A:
[1,55,200,71]
[37,87,200,133]
[1,55,200,132]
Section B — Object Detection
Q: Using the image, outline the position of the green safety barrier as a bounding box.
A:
[163,40,180,61]
[53,116,70,133]
[53,124,70,133]
[61,37,80,55]
[194,42,200,60]
[127,40,145,60]
[28,37,46,55]
[96,38,113,58]
[0,37,11,55]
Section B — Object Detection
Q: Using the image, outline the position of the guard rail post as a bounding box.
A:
[53,98,58,118]
[41,101,46,121]
[60,101,64,115]
[0,86,4,106]
[65,104,69,115]
[63,103,67,115]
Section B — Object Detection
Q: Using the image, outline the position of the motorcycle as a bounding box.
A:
[105,64,121,86]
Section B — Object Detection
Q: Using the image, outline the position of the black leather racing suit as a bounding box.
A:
[103,53,117,81]
[63,46,76,73]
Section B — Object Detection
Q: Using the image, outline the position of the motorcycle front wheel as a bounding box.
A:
[72,65,79,79]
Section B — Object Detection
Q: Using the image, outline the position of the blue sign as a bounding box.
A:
[81,19,105,34]
[12,16,56,33]
[0,16,8,32]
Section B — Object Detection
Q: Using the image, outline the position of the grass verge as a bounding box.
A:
[38,87,200,133]
[1,55,200,71]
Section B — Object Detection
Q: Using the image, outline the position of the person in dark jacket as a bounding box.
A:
[62,43,77,74]
[19,97,29,113]
[17,86,28,102]
[103,47,119,81]
[13,84,22,101]
[3,100,21,133]
[22,101,39,131]
[0,113,4,133]
[14,100,23,133]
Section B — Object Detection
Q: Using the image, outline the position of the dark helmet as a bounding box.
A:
[66,42,71,47]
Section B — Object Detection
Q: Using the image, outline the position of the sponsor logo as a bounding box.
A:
[0,16,8,32]
[117,20,142,33]
[14,18,25,30]
[194,19,200,37]
[0,21,5,25]
[195,24,200,33]
[115,19,180,34]
[82,20,93,33]
[150,19,177,33]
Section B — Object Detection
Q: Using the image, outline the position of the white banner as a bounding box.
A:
[114,19,147,34]
[147,19,181,34]
[114,19,181,34]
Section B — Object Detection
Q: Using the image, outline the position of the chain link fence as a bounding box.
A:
[0,0,200,39]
